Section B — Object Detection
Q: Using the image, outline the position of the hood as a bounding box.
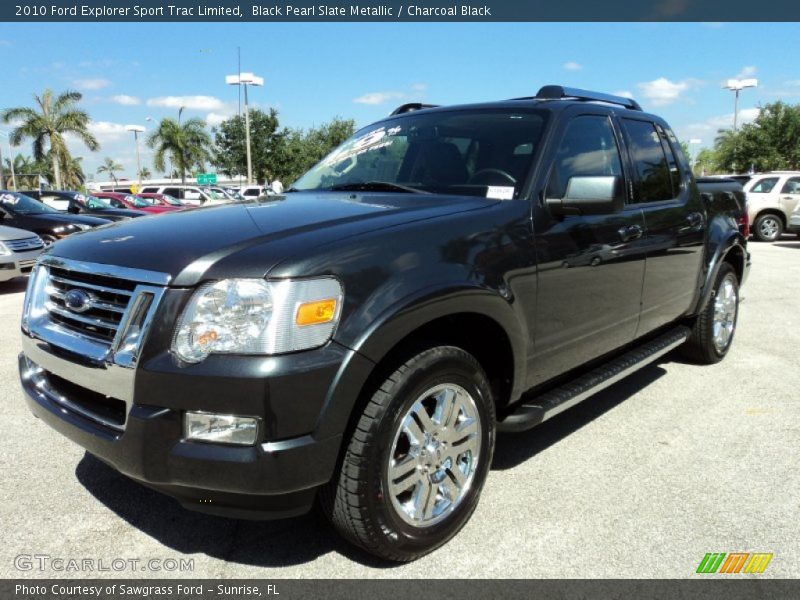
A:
[47,191,492,285]
[0,224,39,241]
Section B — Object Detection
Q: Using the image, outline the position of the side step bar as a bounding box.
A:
[497,326,690,433]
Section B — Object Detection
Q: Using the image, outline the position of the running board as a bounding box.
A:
[497,326,690,433]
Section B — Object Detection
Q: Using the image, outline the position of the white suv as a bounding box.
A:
[137,185,230,207]
[744,172,800,241]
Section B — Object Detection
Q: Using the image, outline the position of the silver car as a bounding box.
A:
[0,225,45,282]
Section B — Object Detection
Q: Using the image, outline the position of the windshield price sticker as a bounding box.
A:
[486,186,514,200]
[0,193,19,204]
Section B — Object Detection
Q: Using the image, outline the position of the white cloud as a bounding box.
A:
[613,90,634,99]
[353,91,406,105]
[637,77,690,106]
[0,40,11,47]
[678,108,761,141]
[563,61,582,71]
[146,95,224,111]
[735,66,757,80]
[74,78,111,90]
[410,83,428,92]
[87,121,130,143]
[206,112,230,126]
[111,94,141,106]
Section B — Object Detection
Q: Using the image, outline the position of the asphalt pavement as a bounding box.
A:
[1,239,798,578]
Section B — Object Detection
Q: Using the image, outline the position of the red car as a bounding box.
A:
[137,192,194,210]
[94,192,180,214]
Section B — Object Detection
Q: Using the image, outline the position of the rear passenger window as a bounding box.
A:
[622,119,676,203]
[162,188,181,198]
[750,177,778,193]
[546,115,623,199]
[780,177,800,194]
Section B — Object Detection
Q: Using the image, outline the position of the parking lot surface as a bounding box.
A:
[1,240,798,578]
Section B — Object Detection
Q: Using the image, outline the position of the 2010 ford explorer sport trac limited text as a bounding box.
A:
[19,86,750,561]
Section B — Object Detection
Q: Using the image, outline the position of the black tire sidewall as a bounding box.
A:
[364,348,495,556]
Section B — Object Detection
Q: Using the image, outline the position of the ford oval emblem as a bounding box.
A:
[64,289,93,314]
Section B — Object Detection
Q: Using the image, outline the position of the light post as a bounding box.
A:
[125,125,146,187]
[688,138,702,174]
[226,72,263,184]
[723,78,758,133]
[0,130,15,191]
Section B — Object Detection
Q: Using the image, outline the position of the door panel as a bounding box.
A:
[779,176,800,223]
[528,111,646,388]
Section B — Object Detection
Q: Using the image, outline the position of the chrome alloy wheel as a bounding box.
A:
[758,216,780,240]
[386,383,481,528]
[712,274,738,353]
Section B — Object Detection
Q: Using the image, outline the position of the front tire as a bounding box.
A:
[322,346,495,561]
[753,214,783,242]
[681,262,739,364]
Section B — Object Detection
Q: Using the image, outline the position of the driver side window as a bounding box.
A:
[547,115,623,199]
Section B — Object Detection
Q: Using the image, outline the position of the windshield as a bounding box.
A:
[293,108,547,199]
[0,191,58,215]
[85,196,110,209]
[127,195,150,208]
[160,194,183,206]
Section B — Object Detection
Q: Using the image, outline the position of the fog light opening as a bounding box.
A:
[183,411,259,446]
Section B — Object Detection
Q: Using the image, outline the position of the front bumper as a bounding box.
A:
[0,249,41,282]
[19,336,359,519]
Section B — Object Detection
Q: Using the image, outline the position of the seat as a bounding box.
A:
[408,142,468,186]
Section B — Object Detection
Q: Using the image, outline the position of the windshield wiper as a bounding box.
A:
[326,181,428,194]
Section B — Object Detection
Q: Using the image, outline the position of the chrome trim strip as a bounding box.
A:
[45,301,120,331]
[39,255,172,286]
[45,287,126,314]
[49,275,134,297]
[541,334,689,422]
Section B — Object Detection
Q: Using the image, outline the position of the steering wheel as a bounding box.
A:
[467,168,517,185]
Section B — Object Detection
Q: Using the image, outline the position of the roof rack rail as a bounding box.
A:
[390,103,440,116]
[534,85,642,111]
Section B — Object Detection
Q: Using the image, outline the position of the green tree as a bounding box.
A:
[713,101,800,172]
[139,166,152,180]
[97,157,123,184]
[1,89,99,189]
[276,117,356,184]
[212,108,282,183]
[146,116,212,184]
[61,154,86,190]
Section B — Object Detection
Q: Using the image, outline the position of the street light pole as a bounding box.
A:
[125,125,146,187]
[723,78,758,133]
[226,72,263,185]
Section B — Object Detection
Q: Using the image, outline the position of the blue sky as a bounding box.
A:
[1,22,799,180]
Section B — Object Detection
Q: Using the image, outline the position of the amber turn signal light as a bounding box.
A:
[295,298,337,326]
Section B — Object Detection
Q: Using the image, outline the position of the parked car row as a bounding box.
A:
[741,171,800,241]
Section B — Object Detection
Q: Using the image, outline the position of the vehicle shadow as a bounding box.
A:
[0,277,29,295]
[493,361,667,470]
[75,355,670,569]
[773,242,800,249]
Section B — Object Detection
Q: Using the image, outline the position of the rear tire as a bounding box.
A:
[753,214,783,242]
[681,263,739,364]
[321,346,495,562]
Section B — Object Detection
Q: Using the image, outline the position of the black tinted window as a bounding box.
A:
[546,115,623,199]
[622,119,675,202]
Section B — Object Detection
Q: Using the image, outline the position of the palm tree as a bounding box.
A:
[97,157,123,184]
[147,116,211,184]
[1,89,99,189]
[139,166,152,180]
[62,155,86,190]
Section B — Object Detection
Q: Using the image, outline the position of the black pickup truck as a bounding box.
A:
[19,86,750,561]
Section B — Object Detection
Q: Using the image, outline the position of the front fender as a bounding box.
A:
[312,284,527,440]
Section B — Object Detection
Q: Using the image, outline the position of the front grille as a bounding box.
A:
[44,267,135,342]
[6,236,44,252]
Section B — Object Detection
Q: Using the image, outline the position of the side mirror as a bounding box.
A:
[67,203,80,214]
[547,175,624,216]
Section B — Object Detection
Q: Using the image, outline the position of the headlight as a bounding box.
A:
[73,224,92,231]
[172,277,343,364]
[0,242,9,256]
